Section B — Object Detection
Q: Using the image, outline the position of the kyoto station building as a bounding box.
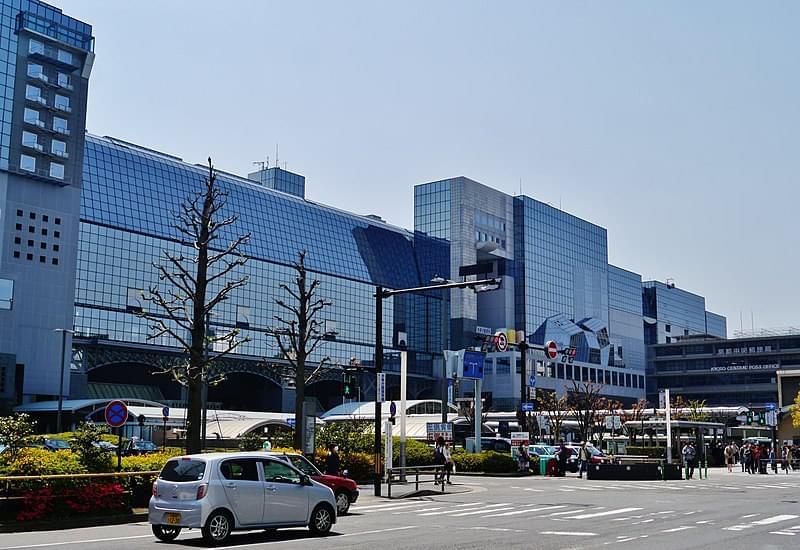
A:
[0,1,727,419]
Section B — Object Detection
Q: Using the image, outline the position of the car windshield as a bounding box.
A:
[47,439,69,448]
[135,440,157,450]
[160,458,206,482]
[287,455,321,476]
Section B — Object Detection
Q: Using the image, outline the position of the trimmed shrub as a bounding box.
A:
[1,448,86,476]
[238,431,262,451]
[451,450,517,473]
[120,451,180,473]
[392,438,435,467]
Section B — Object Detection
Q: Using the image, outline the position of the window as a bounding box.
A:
[286,455,319,476]
[41,228,47,236]
[20,154,36,172]
[27,240,33,246]
[22,131,39,149]
[54,95,70,112]
[39,256,45,263]
[40,242,46,249]
[49,162,64,180]
[42,215,48,222]
[57,73,72,89]
[159,459,206,482]
[25,85,42,102]
[53,117,68,134]
[665,324,671,333]
[23,108,41,125]
[13,237,20,245]
[57,50,73,65]
[54,218,61,225]
[27,63,44,79]
[261,460,301,484]
[54,231,60,238]
[220,459,259,481]
[51,258,58,265]
[53,244,59,252]
[16,210,22,216]
[0,279,13,310]
[51,139,67,157]
[28,39,44,55]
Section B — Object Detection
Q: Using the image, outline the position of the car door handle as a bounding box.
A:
[265,485,277,492]
[225,483,236,489]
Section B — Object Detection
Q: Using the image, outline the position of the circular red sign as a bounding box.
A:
[104,400,128,428]
[544,340,559,360]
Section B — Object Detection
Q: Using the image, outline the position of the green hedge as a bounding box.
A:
[625,446,666,458]
[451,450,517,473]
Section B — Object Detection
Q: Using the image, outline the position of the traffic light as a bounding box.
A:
[758,413,766,426]
[746,411,753,425]
[343,374,356,399]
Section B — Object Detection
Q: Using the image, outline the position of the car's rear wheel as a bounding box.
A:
[309,504,334,535]
[202,510,233,545]
[152,525,181,542]
[334,491,351,515]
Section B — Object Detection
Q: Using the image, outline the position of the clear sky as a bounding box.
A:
[59,0,799,335]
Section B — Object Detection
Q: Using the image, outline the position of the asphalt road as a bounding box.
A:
[4,469,800,550]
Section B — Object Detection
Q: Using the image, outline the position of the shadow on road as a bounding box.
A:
[162,528,343,547]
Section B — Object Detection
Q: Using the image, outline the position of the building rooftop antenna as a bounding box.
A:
[275,143,279,170]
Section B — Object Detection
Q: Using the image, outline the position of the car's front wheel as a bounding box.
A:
[309,504,334,536]
[334,491,351,515]
[152,525,181,542]
[202,510,233,545]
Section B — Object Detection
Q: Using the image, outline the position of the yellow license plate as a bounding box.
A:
[166,513,181,525]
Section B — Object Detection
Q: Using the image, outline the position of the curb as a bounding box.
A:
[0,511,148,533]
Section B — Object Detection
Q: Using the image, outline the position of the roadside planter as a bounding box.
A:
[587,462,679,481]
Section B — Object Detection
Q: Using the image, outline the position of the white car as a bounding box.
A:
[149,452,337,545]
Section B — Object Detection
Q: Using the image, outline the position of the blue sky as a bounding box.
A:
[59,1,800,333]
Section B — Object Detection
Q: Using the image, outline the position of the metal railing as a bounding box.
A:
[386,465,445,498]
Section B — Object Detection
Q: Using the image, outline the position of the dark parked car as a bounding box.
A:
[43,438,71,451]
[481,438,512,452]
[120,438,158,456]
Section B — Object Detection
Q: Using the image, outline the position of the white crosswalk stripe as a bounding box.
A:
[724,514,799,531]
[566,507,643,520]
[482,505,568,518]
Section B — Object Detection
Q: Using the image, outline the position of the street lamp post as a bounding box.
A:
[54,328,73,433]
[372,277,501,497]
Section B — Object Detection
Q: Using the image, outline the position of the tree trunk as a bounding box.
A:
[294,359,305,451]
[186,372,203,454]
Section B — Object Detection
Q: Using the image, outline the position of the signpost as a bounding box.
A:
[521,402,534,412]
[426,422,453,442]
[377,372,386,402]
[495,332,508,352]
[104,400,128,472]
[461,351,485,453]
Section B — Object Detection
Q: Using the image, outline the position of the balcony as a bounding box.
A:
[23,118,46,130]
[25,95,47,107]
[54,103,72,114]
[28,72,48,84]
[22,141,44,153]
[49,149,69,160]
[7,163,70,187]
[27,45,81,71]
[52,126,70,137]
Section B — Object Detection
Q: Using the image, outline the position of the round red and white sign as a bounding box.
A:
[544,340,558,360]
[495,332,508,352]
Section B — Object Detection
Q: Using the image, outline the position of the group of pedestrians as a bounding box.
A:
[723,441,797,475]
[433,437,454,485]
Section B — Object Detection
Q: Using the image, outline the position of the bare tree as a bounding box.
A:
[568,380,606,443]
[143,158,250,454]
[272,250,334,450]
[685,399,710,422]
[536,391,571,443]
[622,399,649,445]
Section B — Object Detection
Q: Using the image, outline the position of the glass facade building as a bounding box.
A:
[72,135,447,411]
[0,0,92,408]
[607,265,646,372]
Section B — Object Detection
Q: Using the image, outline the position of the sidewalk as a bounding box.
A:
[356,479,473,501]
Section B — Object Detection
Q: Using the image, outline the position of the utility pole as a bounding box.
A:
[54,328,73,433]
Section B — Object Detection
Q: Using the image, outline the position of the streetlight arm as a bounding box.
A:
[378,277,501,298]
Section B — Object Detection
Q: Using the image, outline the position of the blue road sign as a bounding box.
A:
[104,400,128,428]
[389,401,397,418]
[765,403,777,411]
[521,402,534,412]
[462,350,485,379]
[286,418,296,428]
[162,406,170,419]
[529,374,536,387]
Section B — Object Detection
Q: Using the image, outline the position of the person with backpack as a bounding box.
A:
[682,442,696,479]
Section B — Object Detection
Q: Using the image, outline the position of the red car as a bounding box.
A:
[268,452,359,515]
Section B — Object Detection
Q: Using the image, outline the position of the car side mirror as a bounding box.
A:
[300,474,312,486]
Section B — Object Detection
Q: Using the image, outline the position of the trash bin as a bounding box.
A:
[539,456,550,476]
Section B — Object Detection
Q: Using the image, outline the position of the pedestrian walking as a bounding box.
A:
[325,443,341,476]
[782,445,791,474]
[557,441,570,477]
[578,441,591,479]
[769,446,777,474]
[433,436,446,484]
[739,444,747,472]
[443,441,454,484]
[724,442,736,473]
[517,443,530,474]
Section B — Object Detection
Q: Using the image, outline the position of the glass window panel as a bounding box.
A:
[20,154,36,172]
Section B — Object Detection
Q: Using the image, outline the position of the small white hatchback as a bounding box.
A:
[149,452,337,545]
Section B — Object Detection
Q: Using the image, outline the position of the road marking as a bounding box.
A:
[662,526,695,533]
[418,503,485,516]
[752,514,799,525]
[393,507,441,514]
[351,501,429,512]
[523,488,544,492]
[215,526,420,549]
[771,531,797,536]
[0,535,153,549]
[482,505,567,518]
[741,513,760,518]
[566,507,643,520]
[540,531,597,536]
[632,519,654,525]
[542,508,587,516]
[695,520,712,524]
[450,504,512,517]
[461,527,524,533]
[561,485,602,491]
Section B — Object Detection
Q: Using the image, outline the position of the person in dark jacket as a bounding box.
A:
[557,442,570,477]
[325,443,341,476]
